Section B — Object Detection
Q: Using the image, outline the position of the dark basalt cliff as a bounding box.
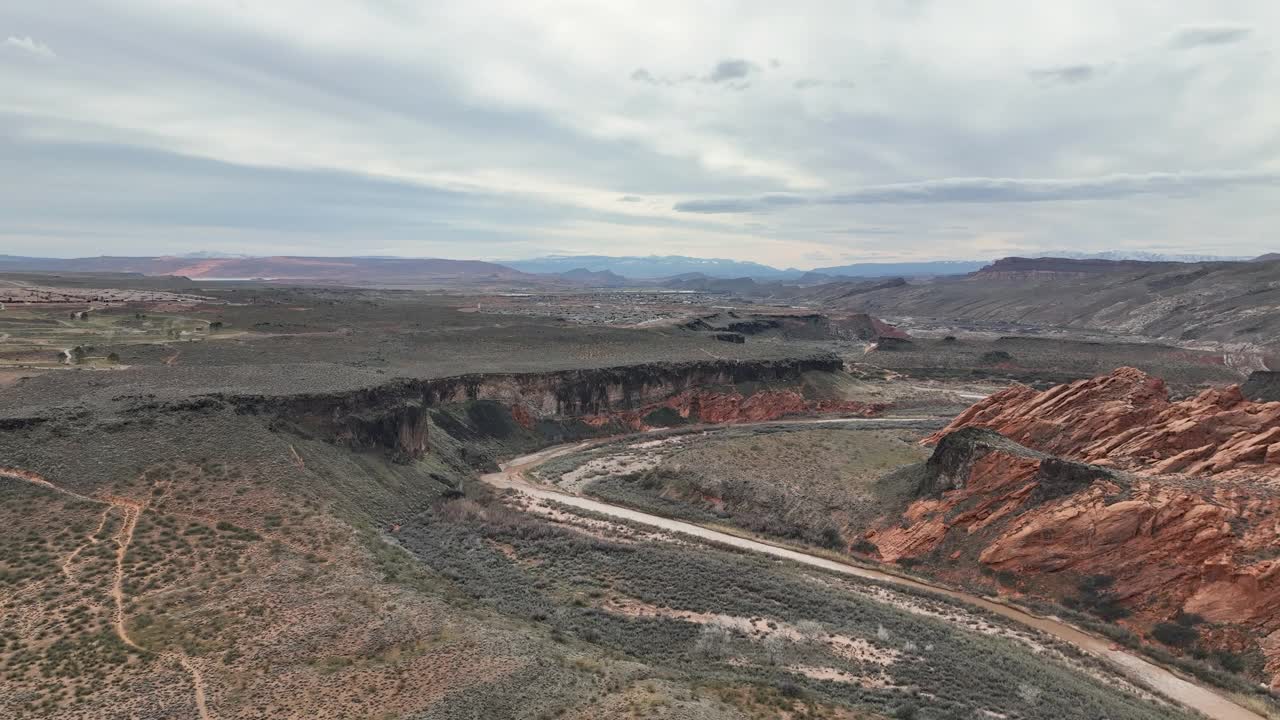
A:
[215,355,845,460]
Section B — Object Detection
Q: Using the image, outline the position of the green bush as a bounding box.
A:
[1152,622,1198,649]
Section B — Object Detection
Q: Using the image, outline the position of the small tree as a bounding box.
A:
[795,620,824,646]
[694,619,732,659]
[762,634,784,665]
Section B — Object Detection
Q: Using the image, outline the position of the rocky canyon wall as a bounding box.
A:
[225,355,855,460]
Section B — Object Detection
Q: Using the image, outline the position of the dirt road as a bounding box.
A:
[481,423,1265,720]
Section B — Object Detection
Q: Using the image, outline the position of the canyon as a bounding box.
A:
[3,277,1277,719]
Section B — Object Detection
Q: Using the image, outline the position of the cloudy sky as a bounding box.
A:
[2,1,1278,267]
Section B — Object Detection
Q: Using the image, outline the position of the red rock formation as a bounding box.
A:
[880,371,1280,686]
[577,389,885,430]
[868,316,911,340]
[509,404,534,430]
[927,367,1280,479]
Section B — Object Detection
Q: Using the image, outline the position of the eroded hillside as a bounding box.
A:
[829,257,1280,351]
[870,369,1280,689]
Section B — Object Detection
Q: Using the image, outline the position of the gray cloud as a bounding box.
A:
[631,58,762,89]
[1170,24,1252,49]
[618,195,643,202]
[2,3,1277,264]
[705,58,758,83]
[1029,64,1098,85]
[675,172,1280,213]
[630,68,663,85]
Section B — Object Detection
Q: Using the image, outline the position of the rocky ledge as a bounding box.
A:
[927,366,1280,479]
[872,369,1280,688]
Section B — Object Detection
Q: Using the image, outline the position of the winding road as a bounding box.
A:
[480,420,1266,720]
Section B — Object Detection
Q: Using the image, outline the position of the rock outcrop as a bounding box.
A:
[875,370,1280,687]
[588,389,883,429]
[971,256,1177,279]
[682,312,908,343]
[229,355,867,459]
[927,367,1280,479]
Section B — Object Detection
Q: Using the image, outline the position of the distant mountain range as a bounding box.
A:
[503,255,797,280]
[1042,250,1253,263]
[506,255,990,280]
[552,268,630,287]
[810,260,989,277]
[0,255,535,284]
[2,252,1269,288]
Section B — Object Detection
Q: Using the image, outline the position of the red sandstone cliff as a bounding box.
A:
[927,367,1280,478]
[581,389,885,429]
[873,369,1280,687]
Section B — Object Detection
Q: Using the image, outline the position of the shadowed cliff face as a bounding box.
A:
[225,356,853,460]
[1245,371,1280,403]
[682,312,909,342]
[874,371,1280,688]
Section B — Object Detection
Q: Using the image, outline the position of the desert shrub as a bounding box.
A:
[778,681,804,699]
[818,526,844,550]
[851,538,878,555]
[1152,622,1198,649]
[1173,612,1204,627]
[1212,650,1245,673]
[1071,575,1129,621]
[642,407,687,427]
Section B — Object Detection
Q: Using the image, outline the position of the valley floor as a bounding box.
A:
[502,422,1269,720]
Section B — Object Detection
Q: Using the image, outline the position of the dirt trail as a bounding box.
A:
[288,444,306,471]
[110,504,144,650]
[0,467,216,718]
[0,466,102,505]
[61,505,114,578]
[178,652,212,720]
[481,421,1266,720]
[904,384,992,401]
